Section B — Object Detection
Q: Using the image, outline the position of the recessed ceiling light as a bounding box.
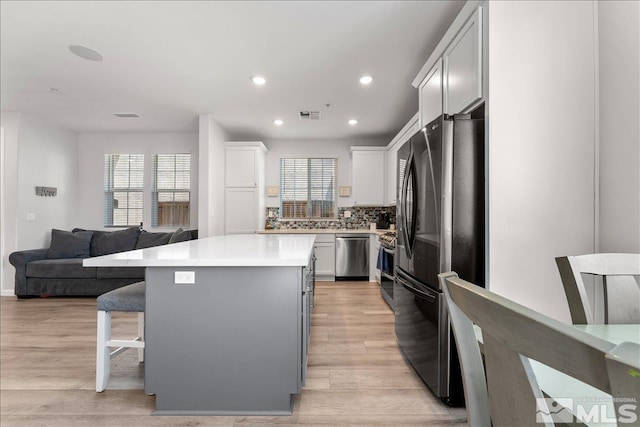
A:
[348,119,358,125]
[69,45,103,61]
[359,75,373,85]
[273,119,283,126]
[251,75,266,86]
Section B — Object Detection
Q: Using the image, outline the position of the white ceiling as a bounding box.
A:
[0,1,465,141]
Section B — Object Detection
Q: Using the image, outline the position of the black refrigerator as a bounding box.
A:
[394,113,485,406]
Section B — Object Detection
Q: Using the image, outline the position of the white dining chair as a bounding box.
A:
[439,271,640,426]
[555,253,640,324]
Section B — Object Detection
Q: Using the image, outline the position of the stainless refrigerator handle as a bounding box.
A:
[396,276,436,302]
[400,152,414,259]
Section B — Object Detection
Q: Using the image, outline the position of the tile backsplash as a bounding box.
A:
[265,206,396,230]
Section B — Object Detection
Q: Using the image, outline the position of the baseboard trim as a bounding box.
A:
[1,289,15,297]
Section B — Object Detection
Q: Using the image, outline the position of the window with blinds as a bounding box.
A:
[104,154,144,227]
[280,158,337,219]
[152,153,191,228]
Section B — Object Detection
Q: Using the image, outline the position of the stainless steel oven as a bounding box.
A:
[378,238,395,309]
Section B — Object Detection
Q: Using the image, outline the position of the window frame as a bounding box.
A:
[279,157,338,220]
[151,152,192,229]
[103,153,145,228]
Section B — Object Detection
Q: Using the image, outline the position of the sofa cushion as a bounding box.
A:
[135,230,172,249]
[26,258,97,279]
[168,228,192,244]
[47,229,93,259]
[91,227,140,257]
[96,266,145,279]
[26,278,141,297]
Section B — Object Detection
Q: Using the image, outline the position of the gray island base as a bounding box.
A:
[146,266,309,415]
[83,234,315,415]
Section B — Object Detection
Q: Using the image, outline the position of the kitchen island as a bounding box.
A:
[84,234,316,415]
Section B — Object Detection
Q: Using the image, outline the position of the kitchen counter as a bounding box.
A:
[84,234,315,267]
[259,229,395,283]
[260,228,393,235]
[85,234,315,415]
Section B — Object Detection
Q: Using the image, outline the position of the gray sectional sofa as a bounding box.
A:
[9,227,197,298]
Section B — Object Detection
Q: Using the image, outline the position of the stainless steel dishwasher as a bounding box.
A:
[335,234,369,280]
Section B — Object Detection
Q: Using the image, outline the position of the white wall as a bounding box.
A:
[597,0,640,253]
[263,138,387,208]
[0,112,20,296]
[0,113,79,295]
[198,115,229,237]
[16,115,80,250]
[77,132,198,231]
[487,1,597,322]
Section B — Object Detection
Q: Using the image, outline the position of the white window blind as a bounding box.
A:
[104,154,144,227]
[152,153,191,227]
[280,158,337,219]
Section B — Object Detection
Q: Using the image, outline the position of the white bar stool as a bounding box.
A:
[96,281,145,392]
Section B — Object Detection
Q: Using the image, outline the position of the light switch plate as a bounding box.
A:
[175,271,195,284]
[339,186,351,197]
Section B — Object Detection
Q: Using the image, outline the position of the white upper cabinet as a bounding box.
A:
[351,147,386,206]
[443,7,483,115]
[225,143,267,187]
[419,59,443,128]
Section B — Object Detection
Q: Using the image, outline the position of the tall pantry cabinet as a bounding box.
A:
[224,142,268,234]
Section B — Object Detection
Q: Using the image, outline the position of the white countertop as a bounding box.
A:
[83,234,316,268]
[260,228,393,235]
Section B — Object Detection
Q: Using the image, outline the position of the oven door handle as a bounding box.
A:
[381,246,394,255]
[396,276,436,302]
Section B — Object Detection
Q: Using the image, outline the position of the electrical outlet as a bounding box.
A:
[174,271,195,284]
[26,213,36,221]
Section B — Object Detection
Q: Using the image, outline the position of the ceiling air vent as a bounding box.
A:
[113,113,140,118]
[298,111,320,120]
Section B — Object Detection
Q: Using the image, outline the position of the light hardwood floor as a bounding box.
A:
[0,281,467,426]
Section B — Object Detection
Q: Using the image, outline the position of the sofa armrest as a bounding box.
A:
[8,248,49,297]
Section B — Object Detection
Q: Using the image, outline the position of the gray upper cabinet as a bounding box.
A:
[443,7,483,115]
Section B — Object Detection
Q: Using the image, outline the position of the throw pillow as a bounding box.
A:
[135,230,172,249]
[91,227,141,257]
[168,228,192,244]
[47,229,93,259]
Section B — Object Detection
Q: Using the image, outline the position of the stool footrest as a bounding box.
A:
[108,337,144,359]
